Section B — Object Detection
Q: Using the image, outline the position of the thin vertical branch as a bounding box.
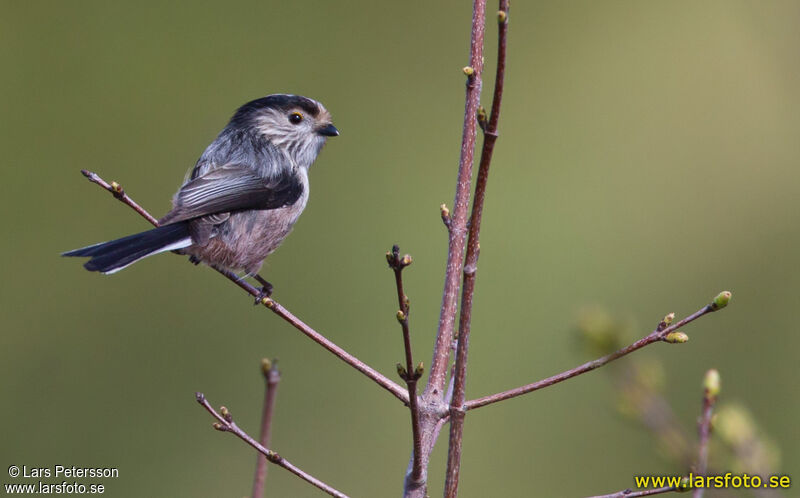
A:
[386,246,424,490]
[444,3,509,496]
[693,369,719,498]
[252,359,281,498]
[424,0,487,401]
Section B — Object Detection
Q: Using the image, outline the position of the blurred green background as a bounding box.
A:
[2,1,798,496]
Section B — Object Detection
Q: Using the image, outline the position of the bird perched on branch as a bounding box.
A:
[64,94,338,295]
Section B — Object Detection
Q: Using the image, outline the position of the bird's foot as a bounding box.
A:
[253,275,274,305]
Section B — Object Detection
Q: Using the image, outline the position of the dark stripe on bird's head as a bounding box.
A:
[230,94,321,127]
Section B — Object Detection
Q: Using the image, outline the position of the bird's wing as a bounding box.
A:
[159,163,303,225]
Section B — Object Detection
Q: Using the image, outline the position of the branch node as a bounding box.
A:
[397,363,408,381]
[477,106,488,132]
[657,312,676,331]
[440,203,452,228]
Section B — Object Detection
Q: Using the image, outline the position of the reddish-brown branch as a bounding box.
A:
[586,486,678,498]
[464,304,718,411]
[693,370,719,498]
[81,170,160,226]
[444,3,509,496]
[80,170,409,405]
[252,359,281,498]
[424,0,487,402]
[196,393,349,498]
[386,247,424,490]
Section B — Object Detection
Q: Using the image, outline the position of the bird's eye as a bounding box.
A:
[289,112,303,125]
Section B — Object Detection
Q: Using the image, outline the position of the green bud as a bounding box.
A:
[497,10,507,23]
[462,66,475,76]
[704,369,721,398]
[664,331,689,343]
[396,363,407,380]
[711,291,732,310]
[396,310,406,322]
[663,312,675,325]
[261,358,272,376]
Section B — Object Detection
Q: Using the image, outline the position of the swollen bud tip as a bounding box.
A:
[261,358,272,376]
[396,363,407,379]
[664,331,689,344]
[497,10,507,23]
[396,310,406,322]
[678,476,692,492]
[462,66,475,76]
[712,291,732,310]
[663,312,675,325]
[212,422,225,431]
[704,369,721,398]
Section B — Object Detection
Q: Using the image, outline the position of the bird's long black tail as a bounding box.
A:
[62,222,192,274]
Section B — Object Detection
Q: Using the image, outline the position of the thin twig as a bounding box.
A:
[386,246,424,489]
[195,393,349,498]
[252,359,281,498]
[693,369,719,498]
[81,170,159,226]
[585,486,678,498]
[464,302,721,411]
[444,3,509,496]
[424,0,487,401]
[80,170,409,404]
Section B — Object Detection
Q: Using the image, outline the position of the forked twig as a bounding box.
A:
[444,2,510,495]
[464,294,730,411]
[196,393,349,498]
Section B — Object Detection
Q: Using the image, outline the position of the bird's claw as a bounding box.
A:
[254,282,274,305]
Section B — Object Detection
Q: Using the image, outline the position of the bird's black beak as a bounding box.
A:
[317,123,339,137]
